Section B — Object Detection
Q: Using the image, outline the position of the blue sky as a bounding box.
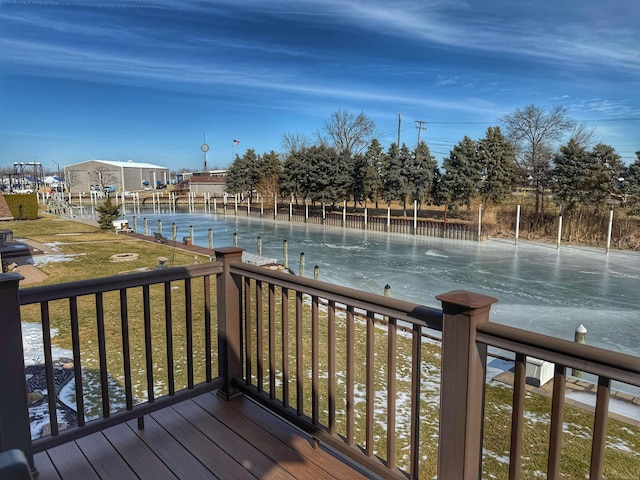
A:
[1,0,638,172]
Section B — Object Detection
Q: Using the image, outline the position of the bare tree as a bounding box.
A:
[323,108,376,155]
[89,167,118,191]
[63,169,81,193]
[281,131,312,156]
[501,104,575,214]
[569,123,597,148]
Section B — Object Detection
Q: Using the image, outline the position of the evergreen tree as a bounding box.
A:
[225,153,251,196]
[350,153,368,208]
[256,150,282,203]
[441,136,480,212]
[381,143,405,207]
[306,145,348,205]
[477,126,515,205]
[623,151,640,214]
[586,143,624,206]
[397,143,414,215]
[224,149,263,202]
[280,149,309,203]
[95,196,121,231]
[431,166,446,206]
[407,141,437,208]
[551,139,590,209]
[362,139,385,208]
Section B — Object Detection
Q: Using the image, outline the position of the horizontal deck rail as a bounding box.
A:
[475,321,640,479]
[2,262,225,478]
[2,247,639,479]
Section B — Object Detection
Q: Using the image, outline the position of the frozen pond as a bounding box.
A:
[133,209,640,359]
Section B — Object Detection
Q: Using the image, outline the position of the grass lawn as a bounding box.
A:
[7,214,640,478]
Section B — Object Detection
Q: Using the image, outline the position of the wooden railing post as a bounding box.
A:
[0,273,36,476]
[436,290,498,479]
[214,247,244,401]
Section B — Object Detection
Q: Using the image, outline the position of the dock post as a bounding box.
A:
[572,325,587,377]
[283,240,288,269]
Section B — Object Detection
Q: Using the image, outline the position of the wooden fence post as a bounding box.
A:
[214,247,244,401]
[0,272,36,477]
[436,290,498,479]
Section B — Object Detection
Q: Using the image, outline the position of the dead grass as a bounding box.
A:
[10,215,640,478]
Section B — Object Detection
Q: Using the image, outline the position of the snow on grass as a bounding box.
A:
[29,254,85,266]
[22,322,72,366]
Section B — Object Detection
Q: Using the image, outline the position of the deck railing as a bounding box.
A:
[2,247,640,479]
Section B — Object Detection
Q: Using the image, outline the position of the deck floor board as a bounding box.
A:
[100,422,179,480]
[33,391,373,480]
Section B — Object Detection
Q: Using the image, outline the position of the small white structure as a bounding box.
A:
[526,357,555,388]
[112,219,133,234]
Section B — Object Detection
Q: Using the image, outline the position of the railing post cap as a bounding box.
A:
[213,247,244,259]
[436,290,498,310]
[0,272,24,287]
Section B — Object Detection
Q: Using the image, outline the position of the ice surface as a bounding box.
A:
[135,210,640,358]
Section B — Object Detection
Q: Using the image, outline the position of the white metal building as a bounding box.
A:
[63,160,170,193]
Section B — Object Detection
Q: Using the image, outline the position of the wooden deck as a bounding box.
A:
[34,391,374,480]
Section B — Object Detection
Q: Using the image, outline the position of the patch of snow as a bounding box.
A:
[22,322,72,366]
[29,254,85,266]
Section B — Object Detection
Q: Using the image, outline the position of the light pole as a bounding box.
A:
[52,160,60,190]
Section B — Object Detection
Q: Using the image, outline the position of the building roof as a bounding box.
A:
[66,159,168,170]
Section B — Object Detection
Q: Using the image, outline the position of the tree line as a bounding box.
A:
[224,106,640,218]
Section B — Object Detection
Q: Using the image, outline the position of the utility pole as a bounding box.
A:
[415,120,427,145]
[397,114,402,146]
[201,132,209,172]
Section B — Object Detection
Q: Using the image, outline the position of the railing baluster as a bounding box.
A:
[589,376,611,479]
[409,322,421,479]
[40,301,59,437]
[95,292,110,418]
[346,305,355,445]
[244,277,252,385]
[365,310,374,456]
[256,280,264,393]
[328,300,336,434]
[185,278,194,389]
[281,287,290,408]
[296,290,304,416]
[119,289,133,410]
[387,317,397,469]
[203,275,212,383]
[164,282,175,395]
[142,285,154,402]
[69,296,85,426]
[269,282,276,399]
[312,296,319,425]
[509,352,526,479]
[547,364,566,479]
